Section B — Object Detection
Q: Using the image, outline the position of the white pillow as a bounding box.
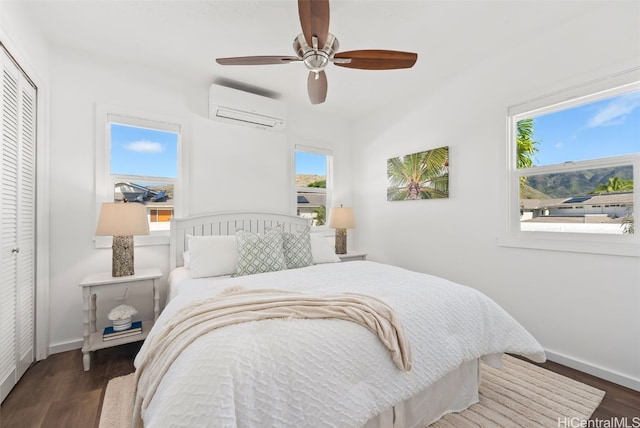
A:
[310,233,340,264]
[188,235,239,278]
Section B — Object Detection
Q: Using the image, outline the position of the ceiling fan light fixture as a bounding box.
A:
[293,33,339,73]
[304,51,329,72]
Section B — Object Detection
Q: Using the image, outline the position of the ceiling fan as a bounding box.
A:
[215,0,418,105]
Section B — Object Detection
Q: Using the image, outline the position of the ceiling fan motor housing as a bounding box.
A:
[294,33,339,73]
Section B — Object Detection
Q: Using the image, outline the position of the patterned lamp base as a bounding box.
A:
[335,228,347,254]
[112,235,135,277]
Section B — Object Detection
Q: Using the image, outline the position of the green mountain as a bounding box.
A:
[296,174,326,187]
[524,165,633,198]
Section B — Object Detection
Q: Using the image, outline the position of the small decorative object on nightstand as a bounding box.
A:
[107,299,138,331]
[338,252,367,262]
[79,268,161,371]
[328,205,355,254]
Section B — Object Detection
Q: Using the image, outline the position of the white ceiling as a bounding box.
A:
[21,0,608,119]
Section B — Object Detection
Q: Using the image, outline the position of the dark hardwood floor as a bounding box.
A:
[1,344,638,427]
[0,342,142,428]
[523,357,640,421]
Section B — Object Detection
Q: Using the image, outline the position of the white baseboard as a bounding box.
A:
[545,349,640,392]
[48,339,82,355]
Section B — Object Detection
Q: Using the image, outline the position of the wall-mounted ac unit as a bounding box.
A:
[209,84,287,131]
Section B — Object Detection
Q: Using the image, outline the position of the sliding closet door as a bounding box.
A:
[0,45,36,403]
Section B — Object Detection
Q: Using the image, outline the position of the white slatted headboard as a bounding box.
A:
[169,212,311,270]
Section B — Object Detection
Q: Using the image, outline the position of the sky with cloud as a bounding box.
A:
[110,124,178,178]
[532,90,640,166]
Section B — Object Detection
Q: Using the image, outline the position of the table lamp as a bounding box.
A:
[328,206,355,255]
[95,201,150,277]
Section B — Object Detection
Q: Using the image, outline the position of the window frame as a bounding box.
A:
[500,71,640,257]
[294,144,333,230]
[95,104,187,248]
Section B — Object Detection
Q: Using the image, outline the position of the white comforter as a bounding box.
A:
[135,261,545,428]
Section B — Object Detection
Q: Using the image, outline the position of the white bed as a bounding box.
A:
[134,212,545,428]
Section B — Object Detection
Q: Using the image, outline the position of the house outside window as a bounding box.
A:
[295,146,332,227]
[149,208,173,223]
[504,72,639,256]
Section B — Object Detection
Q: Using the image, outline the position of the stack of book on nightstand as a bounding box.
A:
[103,320,143,341]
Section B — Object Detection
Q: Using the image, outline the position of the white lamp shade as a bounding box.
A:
[96,202,150,236]
[328,207,355,229]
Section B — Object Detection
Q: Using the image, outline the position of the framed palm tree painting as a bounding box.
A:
[387,146,449,201]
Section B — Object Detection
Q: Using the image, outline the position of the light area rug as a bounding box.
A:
[99,355,604,428]
[431,356,605,427]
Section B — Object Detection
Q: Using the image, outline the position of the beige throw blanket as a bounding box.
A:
[132,287,412,428]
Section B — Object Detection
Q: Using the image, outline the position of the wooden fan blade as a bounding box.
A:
[333,50,417,70]
[298,0,330,48]
[216,56,300,65]
[307,70,327,105]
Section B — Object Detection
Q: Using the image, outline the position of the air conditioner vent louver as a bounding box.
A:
[209,84,287,131]
[214,107,282,128]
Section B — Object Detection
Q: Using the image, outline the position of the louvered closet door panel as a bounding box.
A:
[0,45,35,403]
[0,58,19,403]
[16,78,36,379]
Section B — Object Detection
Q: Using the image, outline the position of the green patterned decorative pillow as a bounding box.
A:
[235,226,287,276]
[283,226,313,269]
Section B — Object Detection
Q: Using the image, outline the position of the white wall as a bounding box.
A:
[44,46,353,353]
[352,3,640,390]
[0,2,49,74]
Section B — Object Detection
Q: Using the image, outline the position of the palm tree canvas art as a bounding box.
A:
[387,146,449,201]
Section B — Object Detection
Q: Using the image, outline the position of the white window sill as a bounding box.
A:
[95,232,170,249]
[498,234,640,258]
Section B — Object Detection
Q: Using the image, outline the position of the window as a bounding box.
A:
[504,72,639,256]
[108,120,178,231]
[96,105,184,244]
[295,146,332,227]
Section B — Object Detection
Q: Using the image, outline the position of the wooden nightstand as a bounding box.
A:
[338,252,367,262]
[79,268,162,371]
